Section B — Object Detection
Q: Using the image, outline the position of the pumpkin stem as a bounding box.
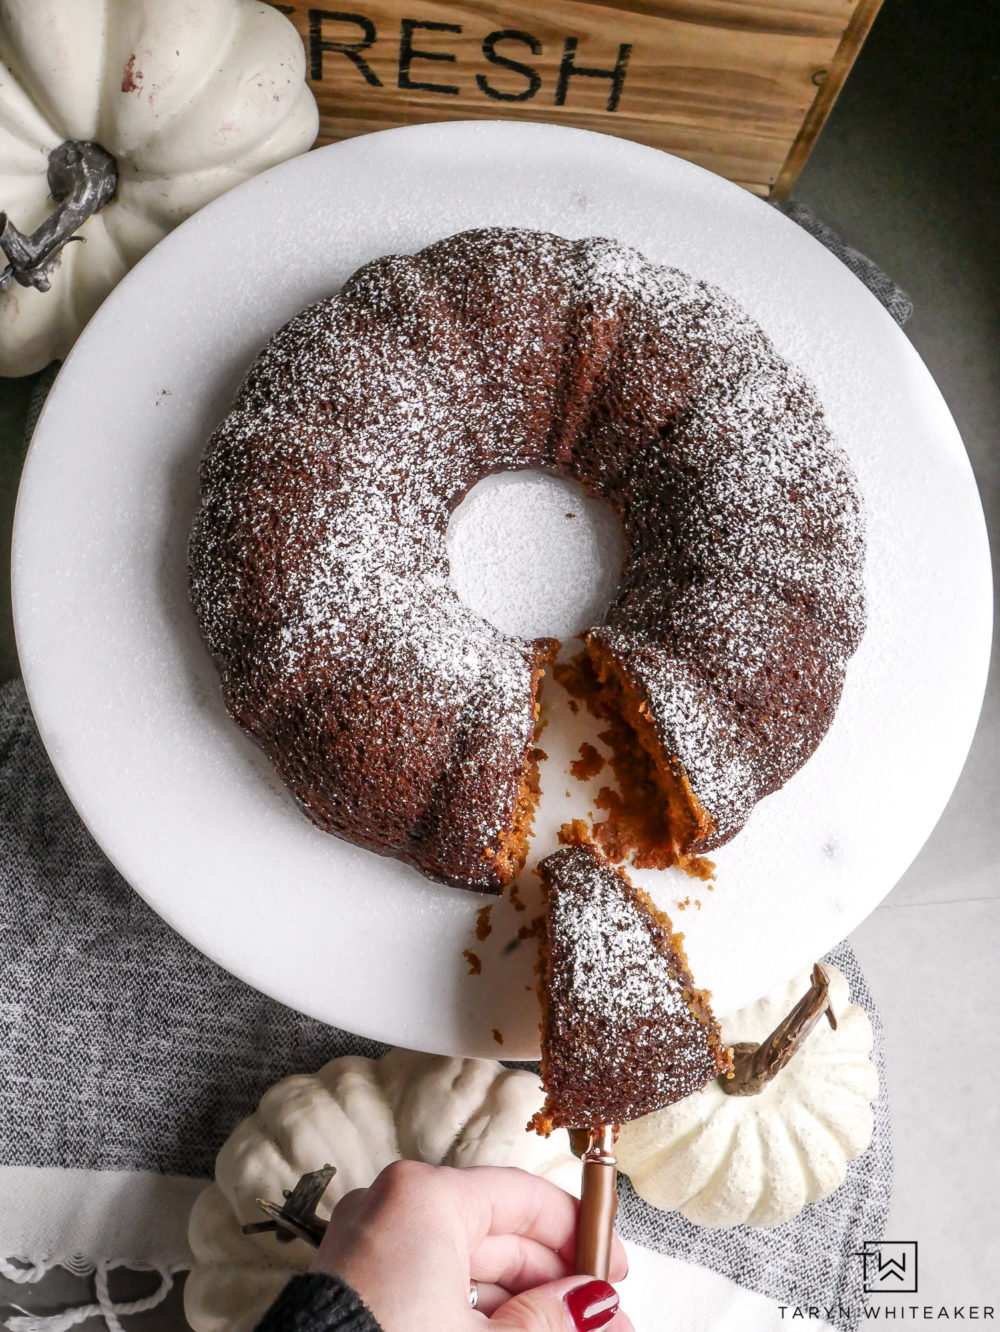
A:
[0,141,118,293]
[719,962,837,1097]
[242,1163,336,1247]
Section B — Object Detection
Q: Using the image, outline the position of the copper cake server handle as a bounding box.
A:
[574,1125,619,1279]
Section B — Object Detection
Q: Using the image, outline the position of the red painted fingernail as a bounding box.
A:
[564,1279,619,1330]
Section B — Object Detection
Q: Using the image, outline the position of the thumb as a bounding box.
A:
[488,1276,633,1332]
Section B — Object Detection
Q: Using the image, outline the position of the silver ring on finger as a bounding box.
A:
[469,1281,479,1310]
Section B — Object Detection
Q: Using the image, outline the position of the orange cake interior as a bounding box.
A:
[555,642,716,880]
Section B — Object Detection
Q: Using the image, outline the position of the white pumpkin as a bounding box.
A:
[0,0,318,376]
[185,1048,580,1332]
[616,963,878,1228]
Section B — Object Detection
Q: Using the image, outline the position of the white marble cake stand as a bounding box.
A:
[13,121,992,1058]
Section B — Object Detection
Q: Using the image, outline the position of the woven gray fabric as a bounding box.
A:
[778,200,913,325]
[0,680,891,1328]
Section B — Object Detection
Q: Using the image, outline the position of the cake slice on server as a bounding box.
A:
[530,843,732,1279]
[532,843,732,1135]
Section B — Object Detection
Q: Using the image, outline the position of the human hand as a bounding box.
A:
[310,1160,633,1331]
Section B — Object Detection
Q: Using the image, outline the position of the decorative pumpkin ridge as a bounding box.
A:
[615,962,878,1228]
[0,0,318,376]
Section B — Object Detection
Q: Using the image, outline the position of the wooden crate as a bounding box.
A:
[269,0,882,199]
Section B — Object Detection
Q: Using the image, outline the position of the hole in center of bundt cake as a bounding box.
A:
[446,471,623,640]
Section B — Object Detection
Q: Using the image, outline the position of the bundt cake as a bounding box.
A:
[188,226,866,891]
[531,844,732,1133]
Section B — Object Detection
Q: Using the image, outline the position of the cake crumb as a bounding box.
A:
[570,741,606,782]
[558,818,592,847]
[517,915,545,942]
[686,857,717,882]
[530,747,548,763]
[553,657,586,697]
[508,881,527,912]
[475,905,494,941]
[463,949,482,975]
[492,1028,504,1045]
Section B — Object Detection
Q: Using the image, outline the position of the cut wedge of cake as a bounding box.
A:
[532,844,732,1133]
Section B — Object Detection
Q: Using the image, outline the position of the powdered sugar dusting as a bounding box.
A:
[572,244,866,845]
[557,858,689,1025]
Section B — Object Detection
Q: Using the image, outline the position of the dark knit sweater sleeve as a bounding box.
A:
[255,1272,383,1332]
